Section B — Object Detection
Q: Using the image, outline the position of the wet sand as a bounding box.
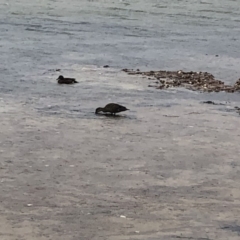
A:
[1,68,240,240]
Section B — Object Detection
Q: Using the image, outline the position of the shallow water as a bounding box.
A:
[0,0,240,135]
[1,1,240,102]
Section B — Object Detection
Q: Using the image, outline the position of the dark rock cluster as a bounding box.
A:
[234,106,240,114]
[122,69,240,93]
[202,101,226,105]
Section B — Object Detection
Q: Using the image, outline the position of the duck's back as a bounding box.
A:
[58,78,77,84]
[104,103,126,113]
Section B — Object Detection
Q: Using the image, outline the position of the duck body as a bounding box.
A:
[56,75,78,84]
[95,103,129,115]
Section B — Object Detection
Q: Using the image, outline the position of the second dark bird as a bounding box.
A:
[56,75,78,84]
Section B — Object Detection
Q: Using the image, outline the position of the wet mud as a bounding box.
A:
[123,69,240,93]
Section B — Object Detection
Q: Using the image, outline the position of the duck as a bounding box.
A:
[56,75,78,84]
[95,103,129,115]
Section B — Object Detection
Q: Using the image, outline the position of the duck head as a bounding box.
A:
[95,107,103,114]
[56,75,64,81]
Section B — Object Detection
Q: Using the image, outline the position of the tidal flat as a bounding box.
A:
[1,67,240,239]
[1,0,240,239]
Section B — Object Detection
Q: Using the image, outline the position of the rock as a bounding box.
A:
[203,101,215,105]
[202,101,225,105]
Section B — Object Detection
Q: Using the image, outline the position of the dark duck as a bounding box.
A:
[95,103,129,115]
[56,75,78,84]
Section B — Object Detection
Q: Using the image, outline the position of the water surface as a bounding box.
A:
[1,0,240,112]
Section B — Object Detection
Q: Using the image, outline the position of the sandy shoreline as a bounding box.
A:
[1,68,240,239]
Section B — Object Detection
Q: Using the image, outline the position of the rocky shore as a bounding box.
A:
[122,69,240,93]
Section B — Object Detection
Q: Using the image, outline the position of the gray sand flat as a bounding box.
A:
[0,69,240,240]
